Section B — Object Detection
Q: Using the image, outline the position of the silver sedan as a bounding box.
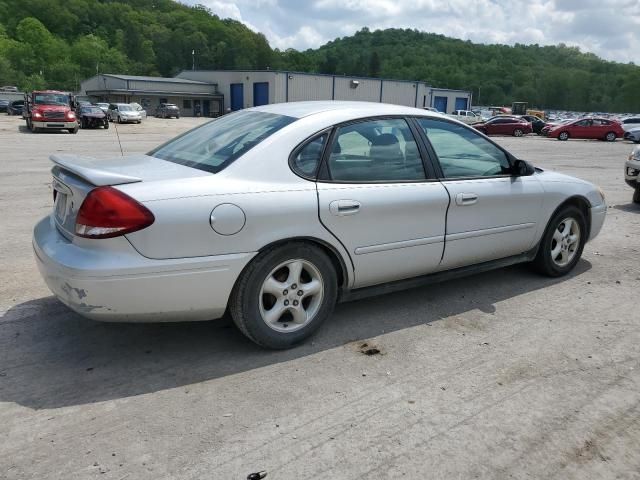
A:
[33,102,607,348]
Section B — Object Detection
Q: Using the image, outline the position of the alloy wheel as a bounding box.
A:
[550,217,581,267]
[259,259,324,333]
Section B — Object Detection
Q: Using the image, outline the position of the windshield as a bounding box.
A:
[81,107,103,114]
[149,110,295,173]
[119,105,133,111]
[34,93,69,106]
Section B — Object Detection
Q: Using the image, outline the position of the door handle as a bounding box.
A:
[329,200,361,216]
[455,193,478,206]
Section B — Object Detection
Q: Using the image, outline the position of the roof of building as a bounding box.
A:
[100,74,213,85]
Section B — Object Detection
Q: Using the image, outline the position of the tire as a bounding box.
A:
[513,128,524,137]
[118,116,122,124]
[176,115,180,119]
[30,121,39,133]
[532,205,587,277]
[80,119,86,129]
[230,242,338,349]
[605,132,616,142]
[558,131,569,141]
[69,125,79,134]
[104,121,109,129]
[633,185,640,204]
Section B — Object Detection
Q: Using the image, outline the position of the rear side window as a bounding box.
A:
[291,134,327,178]
[327,118,425,182]
[149,111,295,174]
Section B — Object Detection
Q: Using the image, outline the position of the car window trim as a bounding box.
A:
[316,115,439,184]
[413,116,519,181]
[288,127,333,181]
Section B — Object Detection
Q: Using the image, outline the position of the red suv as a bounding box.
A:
[472,116,532,137]
[547,117,624,141]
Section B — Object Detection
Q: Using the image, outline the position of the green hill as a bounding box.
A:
[1,1,639,112]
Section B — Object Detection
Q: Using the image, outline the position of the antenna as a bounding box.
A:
[113,119,124,157]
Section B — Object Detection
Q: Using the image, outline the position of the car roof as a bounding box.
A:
[250,101,444,120]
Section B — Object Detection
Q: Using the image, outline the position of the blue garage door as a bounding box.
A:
[253,82,269,106]
[434,96,448,113]
[230,83,244,111]
[455,97,468,111]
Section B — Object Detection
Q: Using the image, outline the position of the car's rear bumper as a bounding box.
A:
[33,121,77,129]
[589,203,607,241]
[33,215,255,322]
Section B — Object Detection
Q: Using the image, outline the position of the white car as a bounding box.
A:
[33,101,607,348]
[130,102,147,120]
[625,147,640,203]
[448,110,483,124]
[621,117,640,132]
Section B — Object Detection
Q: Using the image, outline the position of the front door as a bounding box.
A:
[415,117,544,269]
[230,83,244,111]
[316,117,450,288]
[202,100,210,117]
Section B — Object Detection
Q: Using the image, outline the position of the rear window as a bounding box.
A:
[149,110,295,174]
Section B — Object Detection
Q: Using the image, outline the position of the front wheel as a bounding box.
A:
[558,131,569,141]
[69,125,79,134]
[230,243,338,349]
[605,132,616,142]
[532,205,586,277]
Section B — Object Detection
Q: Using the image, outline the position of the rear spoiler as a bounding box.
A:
[50,154,142,186]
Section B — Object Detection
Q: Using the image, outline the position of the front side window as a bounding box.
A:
[417,118,511,178]
[150,110,295,173]
[327,118,425,182]
[291,134,327,178]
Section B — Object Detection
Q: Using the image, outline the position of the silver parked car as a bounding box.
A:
[33,102,607,348]
[108,103,142,124]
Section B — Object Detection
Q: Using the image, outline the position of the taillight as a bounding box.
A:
[75,186,154,239]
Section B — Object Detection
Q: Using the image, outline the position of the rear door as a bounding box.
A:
[316,117,450,288]
[415,117,544,269]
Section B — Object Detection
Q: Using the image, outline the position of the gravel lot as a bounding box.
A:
[1,114,639,480]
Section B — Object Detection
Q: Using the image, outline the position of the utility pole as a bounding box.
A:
[192,50,195,71]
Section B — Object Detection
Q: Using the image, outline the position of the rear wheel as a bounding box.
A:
[532,205,586,277]
[230,243,338,349]
[605,132,616,142]
[633,185,640,204]
[513,128,524,137]
[558,131,569,141]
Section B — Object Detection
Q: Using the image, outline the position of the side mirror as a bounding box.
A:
[512,159,534,176]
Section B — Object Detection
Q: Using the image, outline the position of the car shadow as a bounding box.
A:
[613,203,640,213]
[0,260,591,409]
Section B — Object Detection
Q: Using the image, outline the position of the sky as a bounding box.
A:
[182,0,640,64]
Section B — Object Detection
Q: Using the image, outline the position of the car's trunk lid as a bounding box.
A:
[50,154,211,239]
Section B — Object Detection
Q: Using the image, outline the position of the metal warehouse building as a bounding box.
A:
[79,74,223,117]
[79,71,471,116]
[177,70,472,114]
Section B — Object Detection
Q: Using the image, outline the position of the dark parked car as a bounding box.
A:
[78,106,109,129]
[472,116,532,137]
[6,100,24,116]
[156,103,180,119]
[520,115,546,135]
[547,117,624,141]
[0,99,8,113]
